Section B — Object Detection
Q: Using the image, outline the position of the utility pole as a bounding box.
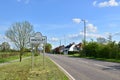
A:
[82,20,86,46]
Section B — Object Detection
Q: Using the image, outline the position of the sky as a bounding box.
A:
[0,0,120,48]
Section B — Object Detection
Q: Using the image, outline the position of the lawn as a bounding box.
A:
[0,55,69,80]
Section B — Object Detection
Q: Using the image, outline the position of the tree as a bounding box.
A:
[118,41,120,48]
[97,37,106,44]
[45,43,52,53]
[0,42,10,51]
[5,21,34,62]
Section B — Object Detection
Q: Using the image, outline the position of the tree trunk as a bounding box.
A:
[20,53,22,62]
[19,48,23,62]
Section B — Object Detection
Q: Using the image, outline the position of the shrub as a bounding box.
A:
[84,42,99,57]
[68,51,78,55]
[82,41,120,59]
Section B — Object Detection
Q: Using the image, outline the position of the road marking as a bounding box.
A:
[49,58,76,80]
[94,63,113,69]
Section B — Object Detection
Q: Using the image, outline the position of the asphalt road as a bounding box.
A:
[46,54,120,80]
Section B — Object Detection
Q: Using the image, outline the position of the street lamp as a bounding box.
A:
[81,19,86,46]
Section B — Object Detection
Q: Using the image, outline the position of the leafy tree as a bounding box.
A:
[0,42,10,51]
[5,21,34,62]
[45,43,52,53]
[118,41,120,48]
[84,42,99,57]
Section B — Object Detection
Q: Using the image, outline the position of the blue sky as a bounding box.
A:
[0,0,120,48]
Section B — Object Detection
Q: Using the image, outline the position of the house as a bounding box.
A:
[53,42,83,55]
[53,45,65,54]
[63,42,82,55]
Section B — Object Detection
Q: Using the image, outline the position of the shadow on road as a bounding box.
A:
[102,65,120,70]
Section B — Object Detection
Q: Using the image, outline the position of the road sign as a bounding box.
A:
[29,32,47,70]
[30,32,47,44]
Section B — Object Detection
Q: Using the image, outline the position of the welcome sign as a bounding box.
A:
[30,32,47,44]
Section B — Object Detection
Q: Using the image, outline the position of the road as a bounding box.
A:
[46,54,120,80]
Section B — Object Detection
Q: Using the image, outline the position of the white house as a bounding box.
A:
[63,42,81,55]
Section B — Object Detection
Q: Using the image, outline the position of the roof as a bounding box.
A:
[65,42,75,48]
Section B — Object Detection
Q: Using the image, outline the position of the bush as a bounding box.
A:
[84,42,99,57]
[68,51,78,55]
[0,52,19,58]
[98,45,110,58]
[82,41,120,59]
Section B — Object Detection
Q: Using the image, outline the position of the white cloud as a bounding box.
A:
[0,35,14,48]
[87,24,97,33]
[93,1,97,6]
[72,18,81,24]
[68,31,103,40]
[113,32,120,36]
[93,0,120,7]
[0,35,11,44]
[49,37,59,42]
[86,33,103,38]
[68,32,83,39]
[104,32,120,37]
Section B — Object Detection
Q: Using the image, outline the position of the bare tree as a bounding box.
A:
[6,21,34,62]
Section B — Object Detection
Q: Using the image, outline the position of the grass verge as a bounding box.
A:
[0,55,69,80]
[68,53,120,63]
[0,52,31,63]
[85,57,120,63]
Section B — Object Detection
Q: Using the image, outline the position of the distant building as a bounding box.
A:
[53,45,65,54]
[53,42,83,55]
[64,42,82,55]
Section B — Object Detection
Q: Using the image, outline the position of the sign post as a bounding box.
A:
[31,44,34,70]
[30,32,47,70]
[42,36,47,69]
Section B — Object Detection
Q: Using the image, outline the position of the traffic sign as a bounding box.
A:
[30,32,47,44]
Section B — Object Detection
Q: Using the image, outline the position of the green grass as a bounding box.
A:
[0,55,69,80]
[91,57,120,63]
[68,53,120,63]
[0,55,19,63]
[68,53,80,57]
[0,52,31,63]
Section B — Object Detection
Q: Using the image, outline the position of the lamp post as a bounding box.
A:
[81,19,86,46]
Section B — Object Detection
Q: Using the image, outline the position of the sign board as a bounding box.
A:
[30,32,47,44]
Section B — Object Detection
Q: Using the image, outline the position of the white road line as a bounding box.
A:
[49,58,76,80]
[94,63,112,69]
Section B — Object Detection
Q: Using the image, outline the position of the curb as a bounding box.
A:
[49,58,75,80]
